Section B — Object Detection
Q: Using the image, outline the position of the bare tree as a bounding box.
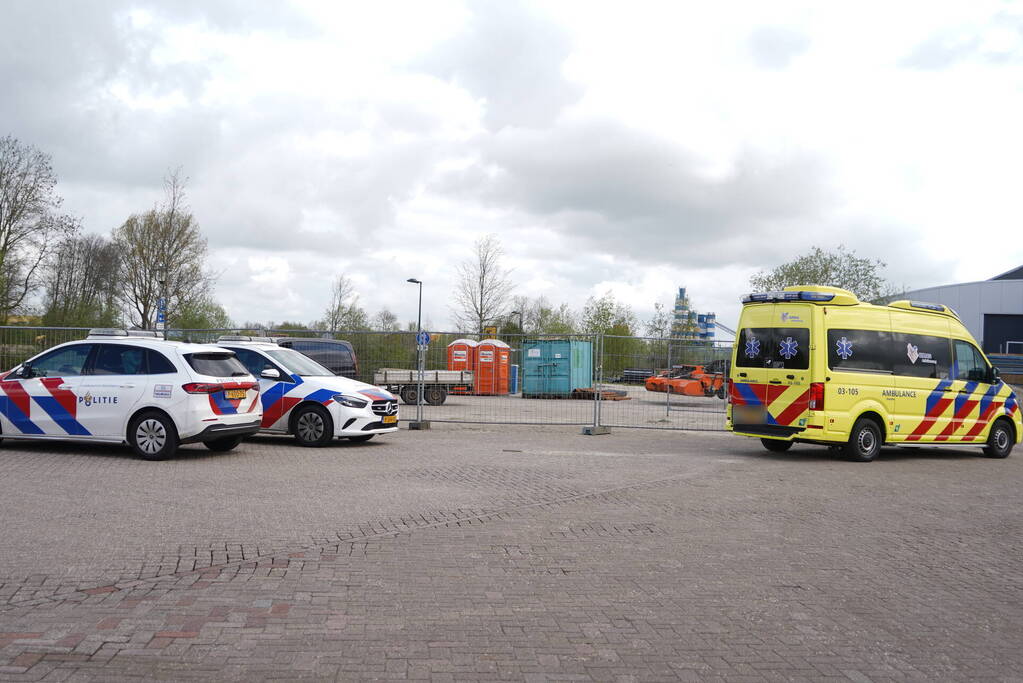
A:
[112,171,216,328]
[0,136,77,322]
[372,308,400,331]
[322,274,368,331]
[452,234,515,335]
[42,232,121,326]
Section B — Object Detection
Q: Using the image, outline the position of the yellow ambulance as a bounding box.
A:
[726,285,1021,461]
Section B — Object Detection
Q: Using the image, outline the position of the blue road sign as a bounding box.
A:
[416,331,430,346]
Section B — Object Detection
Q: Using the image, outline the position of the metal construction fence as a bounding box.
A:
[0,326,734,432]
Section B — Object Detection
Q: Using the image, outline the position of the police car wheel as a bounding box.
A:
[983,420,1013,459]
[129,412,179,461]
[293,404,334,447]
[348,434,374,443]
[844,418,881,462]
[760,438,792,452]
[204,436,242,452]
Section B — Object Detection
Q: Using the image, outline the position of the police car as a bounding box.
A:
[0,329,261,460]
[215,336,398,446]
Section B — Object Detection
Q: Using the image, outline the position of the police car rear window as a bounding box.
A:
[736,328,810,370]
[184,352,248,377]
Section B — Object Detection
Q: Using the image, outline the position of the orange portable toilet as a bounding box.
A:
[447,339,477,394]
[475,339,510,395]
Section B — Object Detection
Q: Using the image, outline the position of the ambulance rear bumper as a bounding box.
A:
[731,424,803,438]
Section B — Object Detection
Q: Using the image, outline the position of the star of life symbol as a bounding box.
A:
[744,336,761,358]
[779,336,799,359]
[836,336,853,360]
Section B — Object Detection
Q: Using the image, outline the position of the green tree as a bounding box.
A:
[321,274,369,331]
[173,297,232,329]
[749,245,896,301]
[581,292,637,335]
[112,171,217,328]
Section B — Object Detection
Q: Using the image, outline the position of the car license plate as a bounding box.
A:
[383,415,398,424]
[225,389,247,399]
[733,405,767,425]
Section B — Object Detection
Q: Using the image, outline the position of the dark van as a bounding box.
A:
[275,338,358,379]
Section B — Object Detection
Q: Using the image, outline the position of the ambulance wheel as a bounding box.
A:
[844,418,881,462]
[425,386,446,405]
[129,411,179,461]
[760,438,792,452]
[348,434,374,443]
[983,419,1013,459]
[400,386,419,404]
[203,436,242,452]
[292,404,334,447]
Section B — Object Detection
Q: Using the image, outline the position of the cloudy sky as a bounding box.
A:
[3,0,1022,332]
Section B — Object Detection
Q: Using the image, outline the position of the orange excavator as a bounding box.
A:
[645,361,727,398]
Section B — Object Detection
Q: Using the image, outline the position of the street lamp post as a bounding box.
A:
[509,310,524,396]
[406,278,429,429]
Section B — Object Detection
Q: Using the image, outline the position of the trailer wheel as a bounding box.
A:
[425,386,446,405]
[400,385,419,404]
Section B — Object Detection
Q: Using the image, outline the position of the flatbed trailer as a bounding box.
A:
[373,368,474,405]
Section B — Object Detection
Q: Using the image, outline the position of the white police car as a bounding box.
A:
[215,336,398,446]
[0,329,261,460]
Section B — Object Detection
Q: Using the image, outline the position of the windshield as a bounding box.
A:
[265,348,334,376]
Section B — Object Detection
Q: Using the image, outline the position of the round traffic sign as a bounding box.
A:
[416,330,431,346]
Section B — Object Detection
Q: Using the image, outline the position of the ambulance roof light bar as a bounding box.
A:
[741,291,836,304]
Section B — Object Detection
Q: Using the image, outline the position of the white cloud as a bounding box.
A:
[3,0,1022,332]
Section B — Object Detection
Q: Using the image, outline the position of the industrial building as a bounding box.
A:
[893,266,1023,354]
[671,287,716,341]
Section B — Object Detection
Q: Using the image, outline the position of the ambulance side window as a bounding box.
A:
[827,329,893,373]
[891,333,951,379]
[952,341,989,382]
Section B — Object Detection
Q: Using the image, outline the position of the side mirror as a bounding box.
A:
[19,362,34,379]
[260,368,280,380]
[991,366,1001,384]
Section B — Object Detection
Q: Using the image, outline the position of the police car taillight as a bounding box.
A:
[182,382,225,394]
[808,382,824,411]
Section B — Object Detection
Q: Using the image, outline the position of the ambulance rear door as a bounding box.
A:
[732,303,814,435]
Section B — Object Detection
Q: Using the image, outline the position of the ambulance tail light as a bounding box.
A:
[182,382,224,394]
[725,379,733,404]
[808,382,825,411]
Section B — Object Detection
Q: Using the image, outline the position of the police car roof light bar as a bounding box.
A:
[217,335,275,343]
[87,328,129,337]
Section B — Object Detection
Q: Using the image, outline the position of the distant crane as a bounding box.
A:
[714,321,736,338]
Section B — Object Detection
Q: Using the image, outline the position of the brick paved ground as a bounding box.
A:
[1,426,1021,681]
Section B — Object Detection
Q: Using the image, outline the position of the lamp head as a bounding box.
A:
[406,278,421,284]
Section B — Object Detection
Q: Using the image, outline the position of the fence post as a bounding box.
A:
[582,333,610,435]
